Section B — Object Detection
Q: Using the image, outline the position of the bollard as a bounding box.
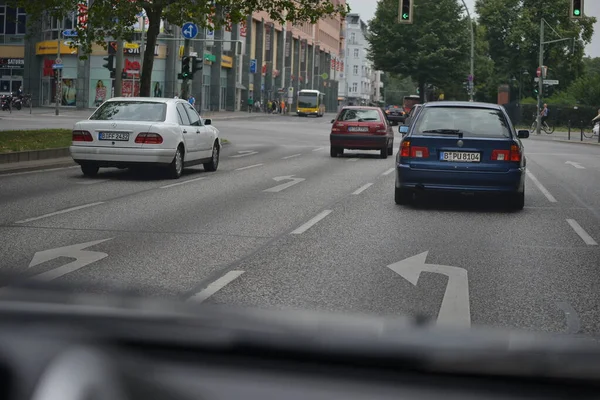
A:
[580,121,583,141]
[568,120,571,140]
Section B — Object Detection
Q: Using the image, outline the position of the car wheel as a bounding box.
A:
[204,141,220,172]
[81,164,99,177]
[395,187,410,205]
[168,146,184,179]
[510,191,525,210]
[380,145,388,159]
[330,146,342,157]
[387,143,394,156]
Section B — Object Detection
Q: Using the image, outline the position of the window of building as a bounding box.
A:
[353,65,358,75]
[353,48,359,58]
[0,6,27,35]
[352,82,358,92]
[350,32,355,43]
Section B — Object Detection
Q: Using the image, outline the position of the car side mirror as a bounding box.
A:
[399,125,409,135]
[331,119,335,123]
[204,118,212,126]
[517,129,529,139]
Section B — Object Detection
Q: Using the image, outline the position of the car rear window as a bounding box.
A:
[337,109,382,122]
[413,107,511,138]
[90,101,167,122]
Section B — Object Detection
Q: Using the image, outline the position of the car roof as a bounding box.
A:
[341,106,382,110]
[105,97,183,104]
[421,101,502,110]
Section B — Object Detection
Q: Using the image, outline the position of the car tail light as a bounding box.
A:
[509,144,521,161]
[410,146,429,158]
[400,141,411,157]
[375,124,387,134]
[135,132,163,144]
[491,149,510,161]
[72,130,92,142]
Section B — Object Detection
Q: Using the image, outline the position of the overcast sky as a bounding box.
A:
[347,0,600,58]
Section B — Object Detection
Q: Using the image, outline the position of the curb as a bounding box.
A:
[529,136,600,146]
[0,148,70,164]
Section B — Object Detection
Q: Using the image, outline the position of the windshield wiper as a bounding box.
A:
[421,129,464,138]
[358,118,379,121]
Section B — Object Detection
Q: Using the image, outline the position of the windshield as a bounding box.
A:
[338,108,382,122]
[298,94,318,108]
[90,101,167,122]
[414,107,511,138]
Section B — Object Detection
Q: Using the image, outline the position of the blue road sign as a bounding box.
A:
[250,59,257,73]
[181,22,198,39]
[52,64,64,69]
[62,29,78,37]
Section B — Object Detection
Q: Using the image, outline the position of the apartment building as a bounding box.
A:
[0,1,26,94]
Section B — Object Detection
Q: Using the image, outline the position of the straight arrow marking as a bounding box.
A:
[264,175,305,193]
[387,251,471,327]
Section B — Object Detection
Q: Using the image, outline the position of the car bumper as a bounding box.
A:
[330,134,389,150]
[70,146,176,166]
[297,111,320,116]
[396,163,525,193]
[386,115,405,122]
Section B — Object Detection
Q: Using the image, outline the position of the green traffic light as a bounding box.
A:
[573,9,581,16]
[402,13,409,19]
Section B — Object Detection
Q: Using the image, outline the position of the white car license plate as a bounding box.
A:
[99,132,129,141]
[440,151,480,162]
[348,126,369,132]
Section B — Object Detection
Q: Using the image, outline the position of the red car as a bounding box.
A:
[330,106,395,159]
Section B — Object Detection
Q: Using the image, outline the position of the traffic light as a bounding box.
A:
[102,55,114,74]
[398,0,413,24]
[191,56,203,76]
[181,56,191,79]
[533,84,539,96]
[571,0,583,18]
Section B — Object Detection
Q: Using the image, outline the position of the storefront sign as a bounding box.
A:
[108,41,159,56]
[35,41,76,55]
[265,23,274,62]
[0,58,24,68]
[239,19,247,37]
[221,55,233,68]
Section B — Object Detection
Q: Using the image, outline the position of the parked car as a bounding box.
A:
[395,101,528,209]
[330,106,395,159]
[70,97,220,178]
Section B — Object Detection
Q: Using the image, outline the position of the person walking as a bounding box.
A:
[248,96,254,113]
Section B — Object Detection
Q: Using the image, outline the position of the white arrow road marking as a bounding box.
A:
[565,161,585,169]
[387,251,471,328]
[15,202,104,224]
[525,170,557,203]
[187,270,245,303]
[566,219,598,245]
[27,238,113,281]
[264,175,306,193]
[230,151,258,158]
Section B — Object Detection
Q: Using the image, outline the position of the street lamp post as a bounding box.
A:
[460,0,475,101]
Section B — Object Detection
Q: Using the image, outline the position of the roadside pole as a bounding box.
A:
[180,39,190,99]
[536,19,544,135]
[55,23,61,116]
[114,39,124,96]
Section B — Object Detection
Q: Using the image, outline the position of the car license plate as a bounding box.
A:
[440,151,480,162]
[99,132,129,141]
[348,126,369,132]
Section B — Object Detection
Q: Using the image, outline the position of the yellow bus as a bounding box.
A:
[296,89,325,117]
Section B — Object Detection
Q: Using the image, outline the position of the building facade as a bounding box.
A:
[337,13,383,106]
[0,1,26,94]
[20,3,345,113]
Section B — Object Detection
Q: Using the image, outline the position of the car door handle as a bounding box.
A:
[196,130,201,133]
[182,129,188,133]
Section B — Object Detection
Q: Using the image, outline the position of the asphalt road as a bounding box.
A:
[1,115,600,338]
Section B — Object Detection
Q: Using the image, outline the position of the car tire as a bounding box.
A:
[380,145,388,159]
[510,191,525,210]
[395,187,410,205]
[204,141,220,172]
[81,164,99,177]
[330,146,342,157]
[387,143,394,156]
[168,146,184,179]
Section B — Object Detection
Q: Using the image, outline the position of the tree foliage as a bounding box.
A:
[11,0,349,97]
[381,73,416,105]
[367,0,470,102]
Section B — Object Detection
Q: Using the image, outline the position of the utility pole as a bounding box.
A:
[55,21,62,116]
[536,18,544,135]
[114,39,124,96]
[460,0,475,101]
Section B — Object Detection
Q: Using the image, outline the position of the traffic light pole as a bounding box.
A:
[114,39,124,97]
[180,39,190,99]
[459,0,475,101]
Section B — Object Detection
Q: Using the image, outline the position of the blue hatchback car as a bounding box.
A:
[395,101,529,210]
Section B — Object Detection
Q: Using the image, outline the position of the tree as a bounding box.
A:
[12,0,348,97]
[381,73,416,105]
[367,0,470,102]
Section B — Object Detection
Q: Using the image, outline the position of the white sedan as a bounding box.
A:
[70,97,220,179]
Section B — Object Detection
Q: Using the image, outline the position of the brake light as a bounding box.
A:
[135,132,163,144]
[72,130,92,142]
[400,141,410,157]
[410,146,429,158]
[491,149,510,161]
[331,122,344,133]
[375,124,387,134]
[510,144,521,162]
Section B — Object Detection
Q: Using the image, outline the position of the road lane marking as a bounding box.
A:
[235,163,263,171]
[347,158,359,162]
[187,270,245,303]
[290,210,333,234]
[0,166,78,178]
[382,168,395,176]
[230,151,258,158]
[352,183,373,195]
[312,147,324,151]
[565,161,585,169]
[282,153,302,159]
[15,202,104,224]
[525,170,557,203]
[556,302,581,334]
[264,175,305,192]
[76,179,108,185]
[160,177,206,189]
[566,219,598,245]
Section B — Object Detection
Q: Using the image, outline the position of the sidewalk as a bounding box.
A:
[527,129,600,145]
[0,107,287,131]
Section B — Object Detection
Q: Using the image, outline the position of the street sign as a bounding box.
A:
[55,58,62,65]
[181,22,198,39]
[250,59,257,73]
[62,29,78,37]
[534,78,559,85]
[52,64,63,69]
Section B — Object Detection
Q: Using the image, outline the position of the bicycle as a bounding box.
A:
[530,115,555,134]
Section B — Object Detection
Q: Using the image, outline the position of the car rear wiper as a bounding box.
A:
[421,129,464,138]
[358,118,379,121]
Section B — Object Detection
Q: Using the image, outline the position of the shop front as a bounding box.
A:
[36,40,79,106]
[0,56,24,94]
